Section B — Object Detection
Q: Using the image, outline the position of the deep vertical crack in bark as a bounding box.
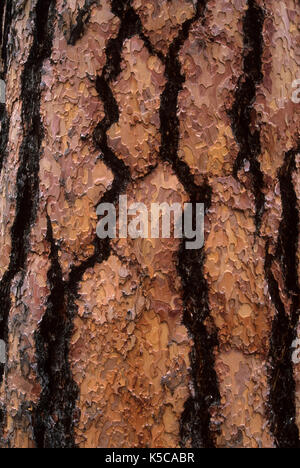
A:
[0,0,12,175]
[33,0,164,447]
[229,0,265,231]
[0,0,56,387]
[150,0,220,448]
[68,0,99,45]
[0,0,12,431]
[35,0,217,447]
[0,2,13,429]
[266,144,300,448]
[33,216,78,448]
[0,0,56,441]
[0,2,4,47]
[0,105,9,175]
[0,0,12,77]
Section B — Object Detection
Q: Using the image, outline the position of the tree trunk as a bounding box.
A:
[0,0,299,448]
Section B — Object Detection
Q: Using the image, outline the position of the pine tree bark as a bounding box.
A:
[0,0,299,448]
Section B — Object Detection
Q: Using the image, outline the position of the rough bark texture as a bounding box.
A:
[0,0,299,448]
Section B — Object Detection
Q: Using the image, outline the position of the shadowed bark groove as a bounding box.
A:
[34,0,220,447]
[68,0,99,45]
[0,2,4,46]
[33,216,78,448]
[0,0,12,174]
[150,0,220,448]
[0,0,57,427]
[0,0,12,77]
[266,144,300,448]
[33,0,166,448]
[0,105,9,175]
[229,0,265,231]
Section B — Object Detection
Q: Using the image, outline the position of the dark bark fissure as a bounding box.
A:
[0,109,9,175]
[266,144,300,448]
[33,0,166,447]
[0,2,4,47]
[68,0,164,62]
[0,0,12,77]
[0,0,13,177]
[159,2,208,201]
[0,0,13,419]
[229,0,265,231]
[151,0,220,448]
[0,0,56,438]
[33,0,222,448]
[33,0,220,447]
[277,146,300,298]
[33,216,78,448]
[68,0,99,46]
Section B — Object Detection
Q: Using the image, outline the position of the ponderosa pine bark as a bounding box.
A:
[0,0,299,448]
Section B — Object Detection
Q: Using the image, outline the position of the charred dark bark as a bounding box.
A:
[266,144,300,448]
[0,0,13,176]
[0,0,57,436]
[33,216,78,448]
[152,0,220,448]
[229,0,265,231]
[0,0,13,77]
[33,0,162,447]
[68,0,98,46]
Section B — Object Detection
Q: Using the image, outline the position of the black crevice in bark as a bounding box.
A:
[266,144,300,448]
[0,1,4,46]
[0,0,12,77]
[179,241,220,448]
[65,0,144,330]
[0,108,9,174]
[33,216,78,448]
[154,0,220,448]
[0,0,56,400]
[0,89,10,175]
[34,0,164,447]
[66,0,144,310]
[276,146,300,298]
[69,0,164,61]
[0,0,12,412]
[159,0,208,203]
[229,0,265,231]
[111,0,165,63]
[0,1,13,427]
[0,0,13,175]
[68,0,98,45]
[0,1,6,63]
